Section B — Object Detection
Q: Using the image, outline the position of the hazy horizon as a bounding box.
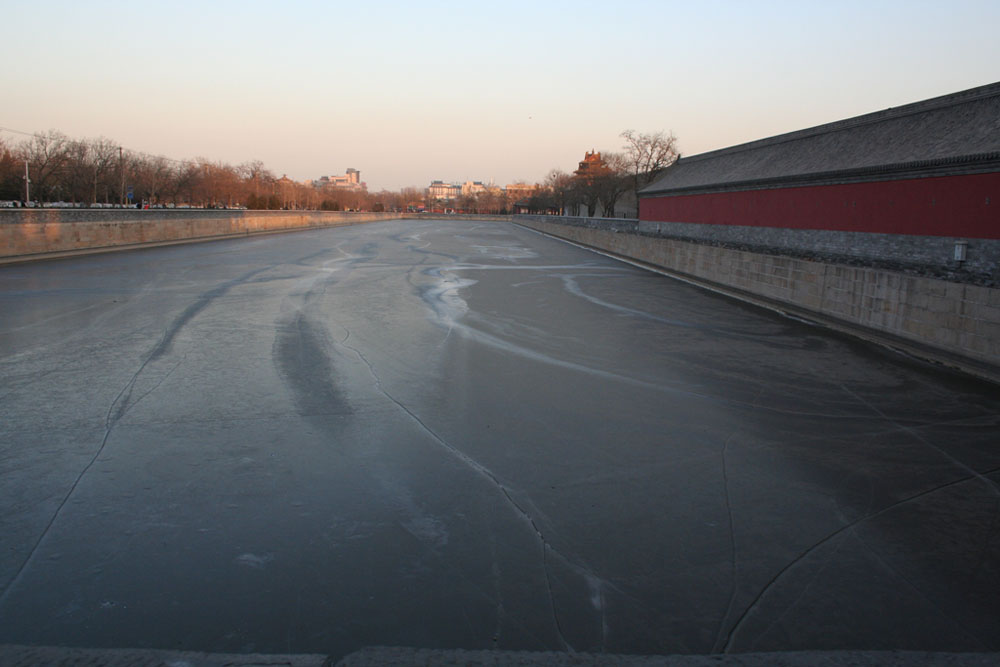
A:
[3,0,998,191]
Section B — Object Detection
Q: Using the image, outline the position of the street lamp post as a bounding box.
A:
[119,147,124,207]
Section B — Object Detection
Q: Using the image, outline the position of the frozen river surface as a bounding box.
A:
[1,219,998,659]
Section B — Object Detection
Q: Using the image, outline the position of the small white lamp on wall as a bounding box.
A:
[953,240,968,263]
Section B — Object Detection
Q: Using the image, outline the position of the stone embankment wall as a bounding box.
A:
[515,215,1000,384]
[0,209,398,262]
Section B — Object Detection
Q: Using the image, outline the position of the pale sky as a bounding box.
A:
[2,0,998,191]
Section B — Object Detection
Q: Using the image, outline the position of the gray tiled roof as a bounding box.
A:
[641,82,1000,196]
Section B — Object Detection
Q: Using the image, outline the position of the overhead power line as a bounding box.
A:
[0,124,205,167]
[0,126,38,138]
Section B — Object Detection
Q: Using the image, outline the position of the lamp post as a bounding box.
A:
[119,146,125,207]
[23,160,30,204]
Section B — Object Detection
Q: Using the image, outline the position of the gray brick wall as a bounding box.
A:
[538,215,1000,286]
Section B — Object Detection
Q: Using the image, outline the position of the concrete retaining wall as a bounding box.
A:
[0,209,399,262]
[516,215,1000,383]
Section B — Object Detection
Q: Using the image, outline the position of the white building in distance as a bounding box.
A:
[314,168,364,191]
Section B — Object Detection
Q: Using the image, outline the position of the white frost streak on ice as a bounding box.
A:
[561,275,694,328]
[235,553,274,569]
[424,270,478,328]
[289,242,368,292]
[586,572,609,647]
[425,268,685,394]
[444,263,617,272]
[471,245,538,260]
[402,515,449,547]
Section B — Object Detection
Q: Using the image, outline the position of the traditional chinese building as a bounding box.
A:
[639,83,1000,241]
[573,150,609,183]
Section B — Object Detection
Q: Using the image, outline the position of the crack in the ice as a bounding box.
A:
[0,301,108,335]
[712,385,765,653]
[0,268,267,603]
[488,505,505,649]
[0,367,62,402]
[116,357,184,417]
[839,384,1000,498]
[540,542,572,651]
[764,413,1000,450]
[147,267,271,366]
[749,502,989,652]
[743,479,873,649]
[720,463,1000,652]
[711,432,739,653]
[337,328,580,652]
[743,529,852,652]
[0,345,147,602]
[967,496,1000,593]
[0,287,143,364]
[850,524,991,650]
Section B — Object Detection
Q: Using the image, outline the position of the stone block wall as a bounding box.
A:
[0,209,398,261]
[516,215,999,383]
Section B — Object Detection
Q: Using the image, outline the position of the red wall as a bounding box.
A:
[640,172,1000,239]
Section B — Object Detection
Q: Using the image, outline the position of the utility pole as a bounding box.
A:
[119,146,124,207]
[23,160,30,204]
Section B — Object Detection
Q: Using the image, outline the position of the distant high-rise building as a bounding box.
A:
[313,168,364,191]
[427,180,462,201]
[461,180,487,196]
[504,182,537,202]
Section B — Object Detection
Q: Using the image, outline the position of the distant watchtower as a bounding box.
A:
[574,150,609,183]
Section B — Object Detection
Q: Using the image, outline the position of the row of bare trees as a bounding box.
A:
[517,130,680,218]
[0,130,383,210]
[415,130,678,218]
[1,128,678,215]
[426,188,538,215]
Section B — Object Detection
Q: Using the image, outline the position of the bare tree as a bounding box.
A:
[88,138,120,205]
[61,140,93,204]
[544,169,575,216]
[0,138,22,200]
[173,161,202,206]
[476,186,505,215]
[524,189,546,214]
[399,187,424,211]
[621,129,679,215]
[594,152,630,217]
[239,160,271,201]
[194,159,243,207]
[20,130,70,202]
[131,154,174,206]
[1,124,434,212]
